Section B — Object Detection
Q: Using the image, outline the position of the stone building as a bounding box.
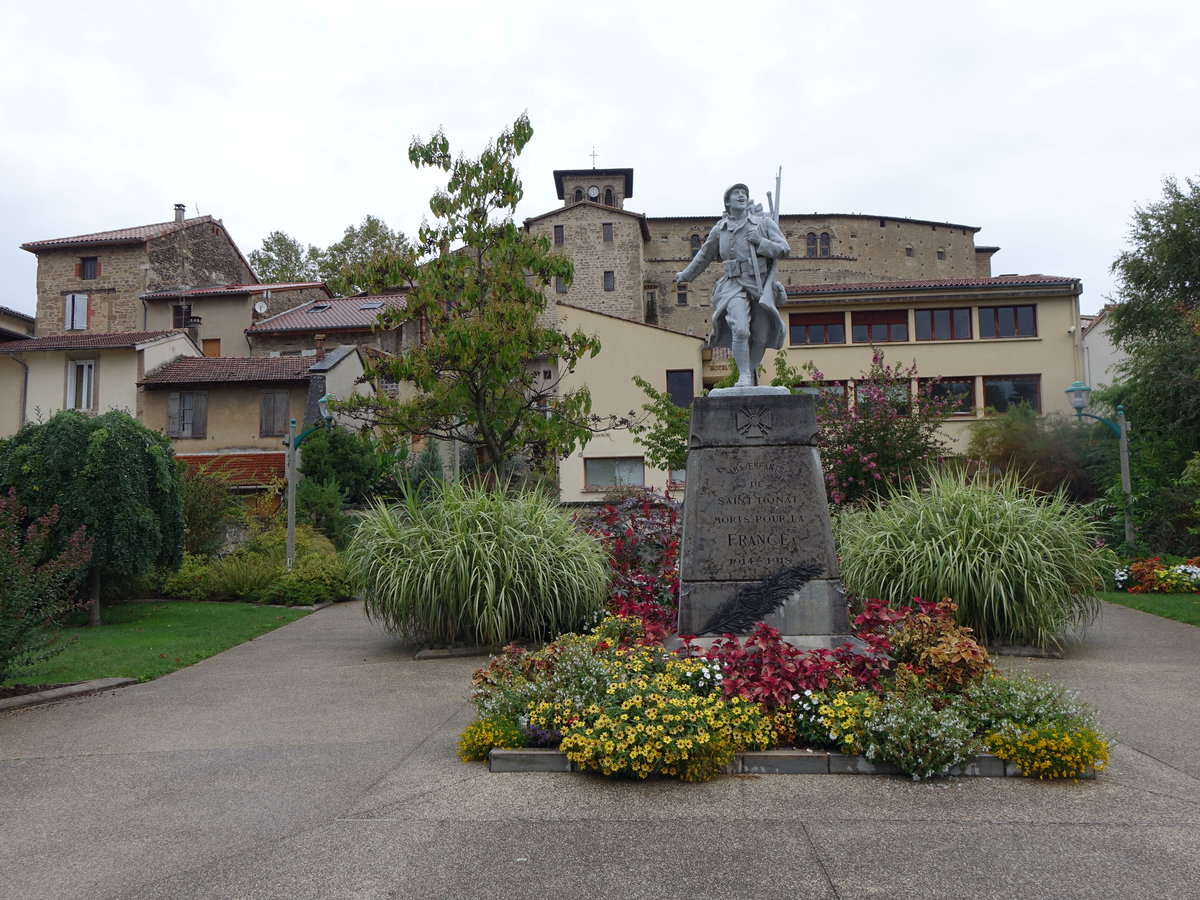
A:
[22,205,257,337]
[525,166,1087,497]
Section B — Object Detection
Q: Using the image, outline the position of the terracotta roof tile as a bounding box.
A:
[176,452,286,488]
[21,216,217,250]
[247,295,405,334]
[0,305,35,323]
[143,282,330,300]
[141,355,315,386]
[0,330,186,352]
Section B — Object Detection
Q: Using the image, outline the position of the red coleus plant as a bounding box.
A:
[679,622,893,712]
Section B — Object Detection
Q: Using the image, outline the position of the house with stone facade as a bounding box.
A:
[525,167,1088,494]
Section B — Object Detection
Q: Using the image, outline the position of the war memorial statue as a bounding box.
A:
[676,176,853,646]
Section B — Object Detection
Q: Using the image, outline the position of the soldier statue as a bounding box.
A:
[675,183,790,387]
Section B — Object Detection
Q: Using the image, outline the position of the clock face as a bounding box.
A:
[588,186,599,199]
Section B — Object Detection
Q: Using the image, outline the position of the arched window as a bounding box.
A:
[690,234,702,258]
[806,233,818,257]
[574,188,583,203]
[820,233,831,257]
[604,188,614,206]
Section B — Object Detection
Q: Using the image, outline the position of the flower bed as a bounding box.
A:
[459,599,1110,783]
[1115,556,1200,593]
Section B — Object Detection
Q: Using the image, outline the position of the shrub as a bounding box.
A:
[861,691,982,779]
[298,426,381,503]
[161,552,217,601]
[349,481,609,647]
[296,477,355,550]
[177,461,244,556]
[967,403,1101,501]
[0,490,93,683]
[206,553,284,602]
[244,523,335,561]
[457,716,528,761]
[835,467,1106,648]
[587,489,681,630]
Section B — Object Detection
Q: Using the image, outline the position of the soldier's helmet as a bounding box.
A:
[723,183,751,212]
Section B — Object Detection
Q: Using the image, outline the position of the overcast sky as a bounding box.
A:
[3,0,1198,319]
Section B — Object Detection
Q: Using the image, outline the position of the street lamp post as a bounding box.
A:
[1065,381,1134,546]
[285,393,335,571]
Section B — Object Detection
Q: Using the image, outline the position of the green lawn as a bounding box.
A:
[3,601,311,687]
[1100,590,1200,627]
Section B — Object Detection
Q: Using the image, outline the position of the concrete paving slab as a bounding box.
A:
[1,599,1197,899]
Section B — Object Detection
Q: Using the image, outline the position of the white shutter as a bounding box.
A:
[65,294,88,330]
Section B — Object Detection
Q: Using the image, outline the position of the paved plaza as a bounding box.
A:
[2,600,1198,899]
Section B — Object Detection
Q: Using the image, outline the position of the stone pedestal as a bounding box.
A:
[677,389,853,648]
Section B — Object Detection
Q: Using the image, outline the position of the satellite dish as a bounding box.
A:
[254,300,268,314]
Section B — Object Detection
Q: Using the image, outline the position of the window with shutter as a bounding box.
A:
[167,391,207,438]
[65,294,88,330]
[260,390,290,437]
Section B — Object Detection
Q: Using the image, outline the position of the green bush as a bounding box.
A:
[177,461,244,556]
[861,691,982,780]
[835,468,1106,649]
[258,553,356,606]
[161,552,217,601]
[243,523,336,561]
[348,480,609,647]
[207,553,283,602]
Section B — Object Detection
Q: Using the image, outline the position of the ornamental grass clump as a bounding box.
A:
[835,467,1106,649]
[349,480,609,647]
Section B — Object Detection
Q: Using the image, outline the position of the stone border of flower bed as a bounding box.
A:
[487,747,1095,778]
[0,678,138,713]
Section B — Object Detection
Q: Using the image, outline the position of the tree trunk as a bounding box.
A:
[87,568,102,627]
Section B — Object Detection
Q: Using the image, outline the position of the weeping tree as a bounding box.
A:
[0,410,183,625]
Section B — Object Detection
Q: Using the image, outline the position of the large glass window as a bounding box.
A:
[790,312,845,345]
[851,310,908,343]
[983,375,1040,413]
[979,305,1037,338]
[666,370,694,407]
[920,377,975,416]
[915,308,971,341]
[584,457,645,491]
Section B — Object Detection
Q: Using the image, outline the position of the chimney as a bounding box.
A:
[314,333,326,360]
[174,203,186,223]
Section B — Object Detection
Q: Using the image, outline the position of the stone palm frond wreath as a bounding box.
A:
[698,562,823,635]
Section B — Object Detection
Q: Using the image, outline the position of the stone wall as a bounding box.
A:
[34,246,150,335]
[147,221,254,292]
[528,204,644,322]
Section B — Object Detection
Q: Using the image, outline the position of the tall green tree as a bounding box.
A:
[0,410,183,625]
[1100,175,1200,553]
[248,230,323,283]
[1107,175,1200,431]
[336,114,608,481]
[320,215,410,293]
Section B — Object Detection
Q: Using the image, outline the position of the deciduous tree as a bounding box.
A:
[336,114,611,481]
